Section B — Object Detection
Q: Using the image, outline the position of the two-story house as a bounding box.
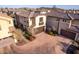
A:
[0,13,14,53]
[46,10,79,40]
[67,13,79,40]
[15,11,47,35]
[0,13,14,39]
[46,10,70,33]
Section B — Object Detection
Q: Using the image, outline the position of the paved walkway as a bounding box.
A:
[11,32,72,54]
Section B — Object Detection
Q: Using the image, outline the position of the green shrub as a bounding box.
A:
[52,30,58,35]
[23,33,30,39]
[47,30,58,36]
[25,31,32,36]
[48,31,53,35]
[23,31,34,40]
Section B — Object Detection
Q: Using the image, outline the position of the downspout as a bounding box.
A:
[75,33,78,40]
[69,20,72,28]
[44,15,47,32]
[57,19,60,35]
[67,13,74,28]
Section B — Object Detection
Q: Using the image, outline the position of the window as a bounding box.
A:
[31,17,35,27]
[39,17,44,25]
[24,17,26,22]
[39,17,43,22]
[63,19,66,22]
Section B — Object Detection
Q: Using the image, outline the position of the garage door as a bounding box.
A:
[34,26,44,34]
[61,29,76,40]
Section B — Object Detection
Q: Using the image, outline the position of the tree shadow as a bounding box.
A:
[57,42,70,53]
[59,41,79,54]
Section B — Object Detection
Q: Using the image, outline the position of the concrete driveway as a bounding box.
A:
[11,32,72,54]
[53,36,72,54]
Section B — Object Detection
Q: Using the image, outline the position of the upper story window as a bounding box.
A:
[39,17,44,25]
[30,17,36,27]
[63,19,66,22]
[24,17,28,23]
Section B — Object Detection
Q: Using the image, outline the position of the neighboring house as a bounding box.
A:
[0,13,14,52]
[15,11,47,35]
[67,13,79,40]
[46,10,70,33]
[15,10,79,40]
[0,13,14,39]
[46,11,79,40]
[66,10,79,14]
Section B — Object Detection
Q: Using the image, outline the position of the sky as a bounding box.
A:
[0,5,79,10]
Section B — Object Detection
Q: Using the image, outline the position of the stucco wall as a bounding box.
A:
[72,20,79,25]
[59,21,69,29]
[18,16,29,29]
[33,15,46,28]
[29,17,32,27]
[46,17,58,31]
[0,18,13,39]
[46,16,72,34]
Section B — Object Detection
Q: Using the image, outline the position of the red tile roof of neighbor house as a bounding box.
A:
[29,12,47,17]
[16,10,79,20]
[7,8,16,12]
[16,11,30,17]
[2,9,8,12]
[0,13,12,19]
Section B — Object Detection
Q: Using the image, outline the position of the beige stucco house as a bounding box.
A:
[0,14,14,39]
[15,11,47,35]
[0,13,14,53]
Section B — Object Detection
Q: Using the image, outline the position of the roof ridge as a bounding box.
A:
[67,13,74,20]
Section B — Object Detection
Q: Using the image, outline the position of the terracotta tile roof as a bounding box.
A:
[29,12,46,17]
[2,9,8,12]
[16,11,30,17]
[0,13,12,19]
[16,11,46,18]
[8,8,15,11]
